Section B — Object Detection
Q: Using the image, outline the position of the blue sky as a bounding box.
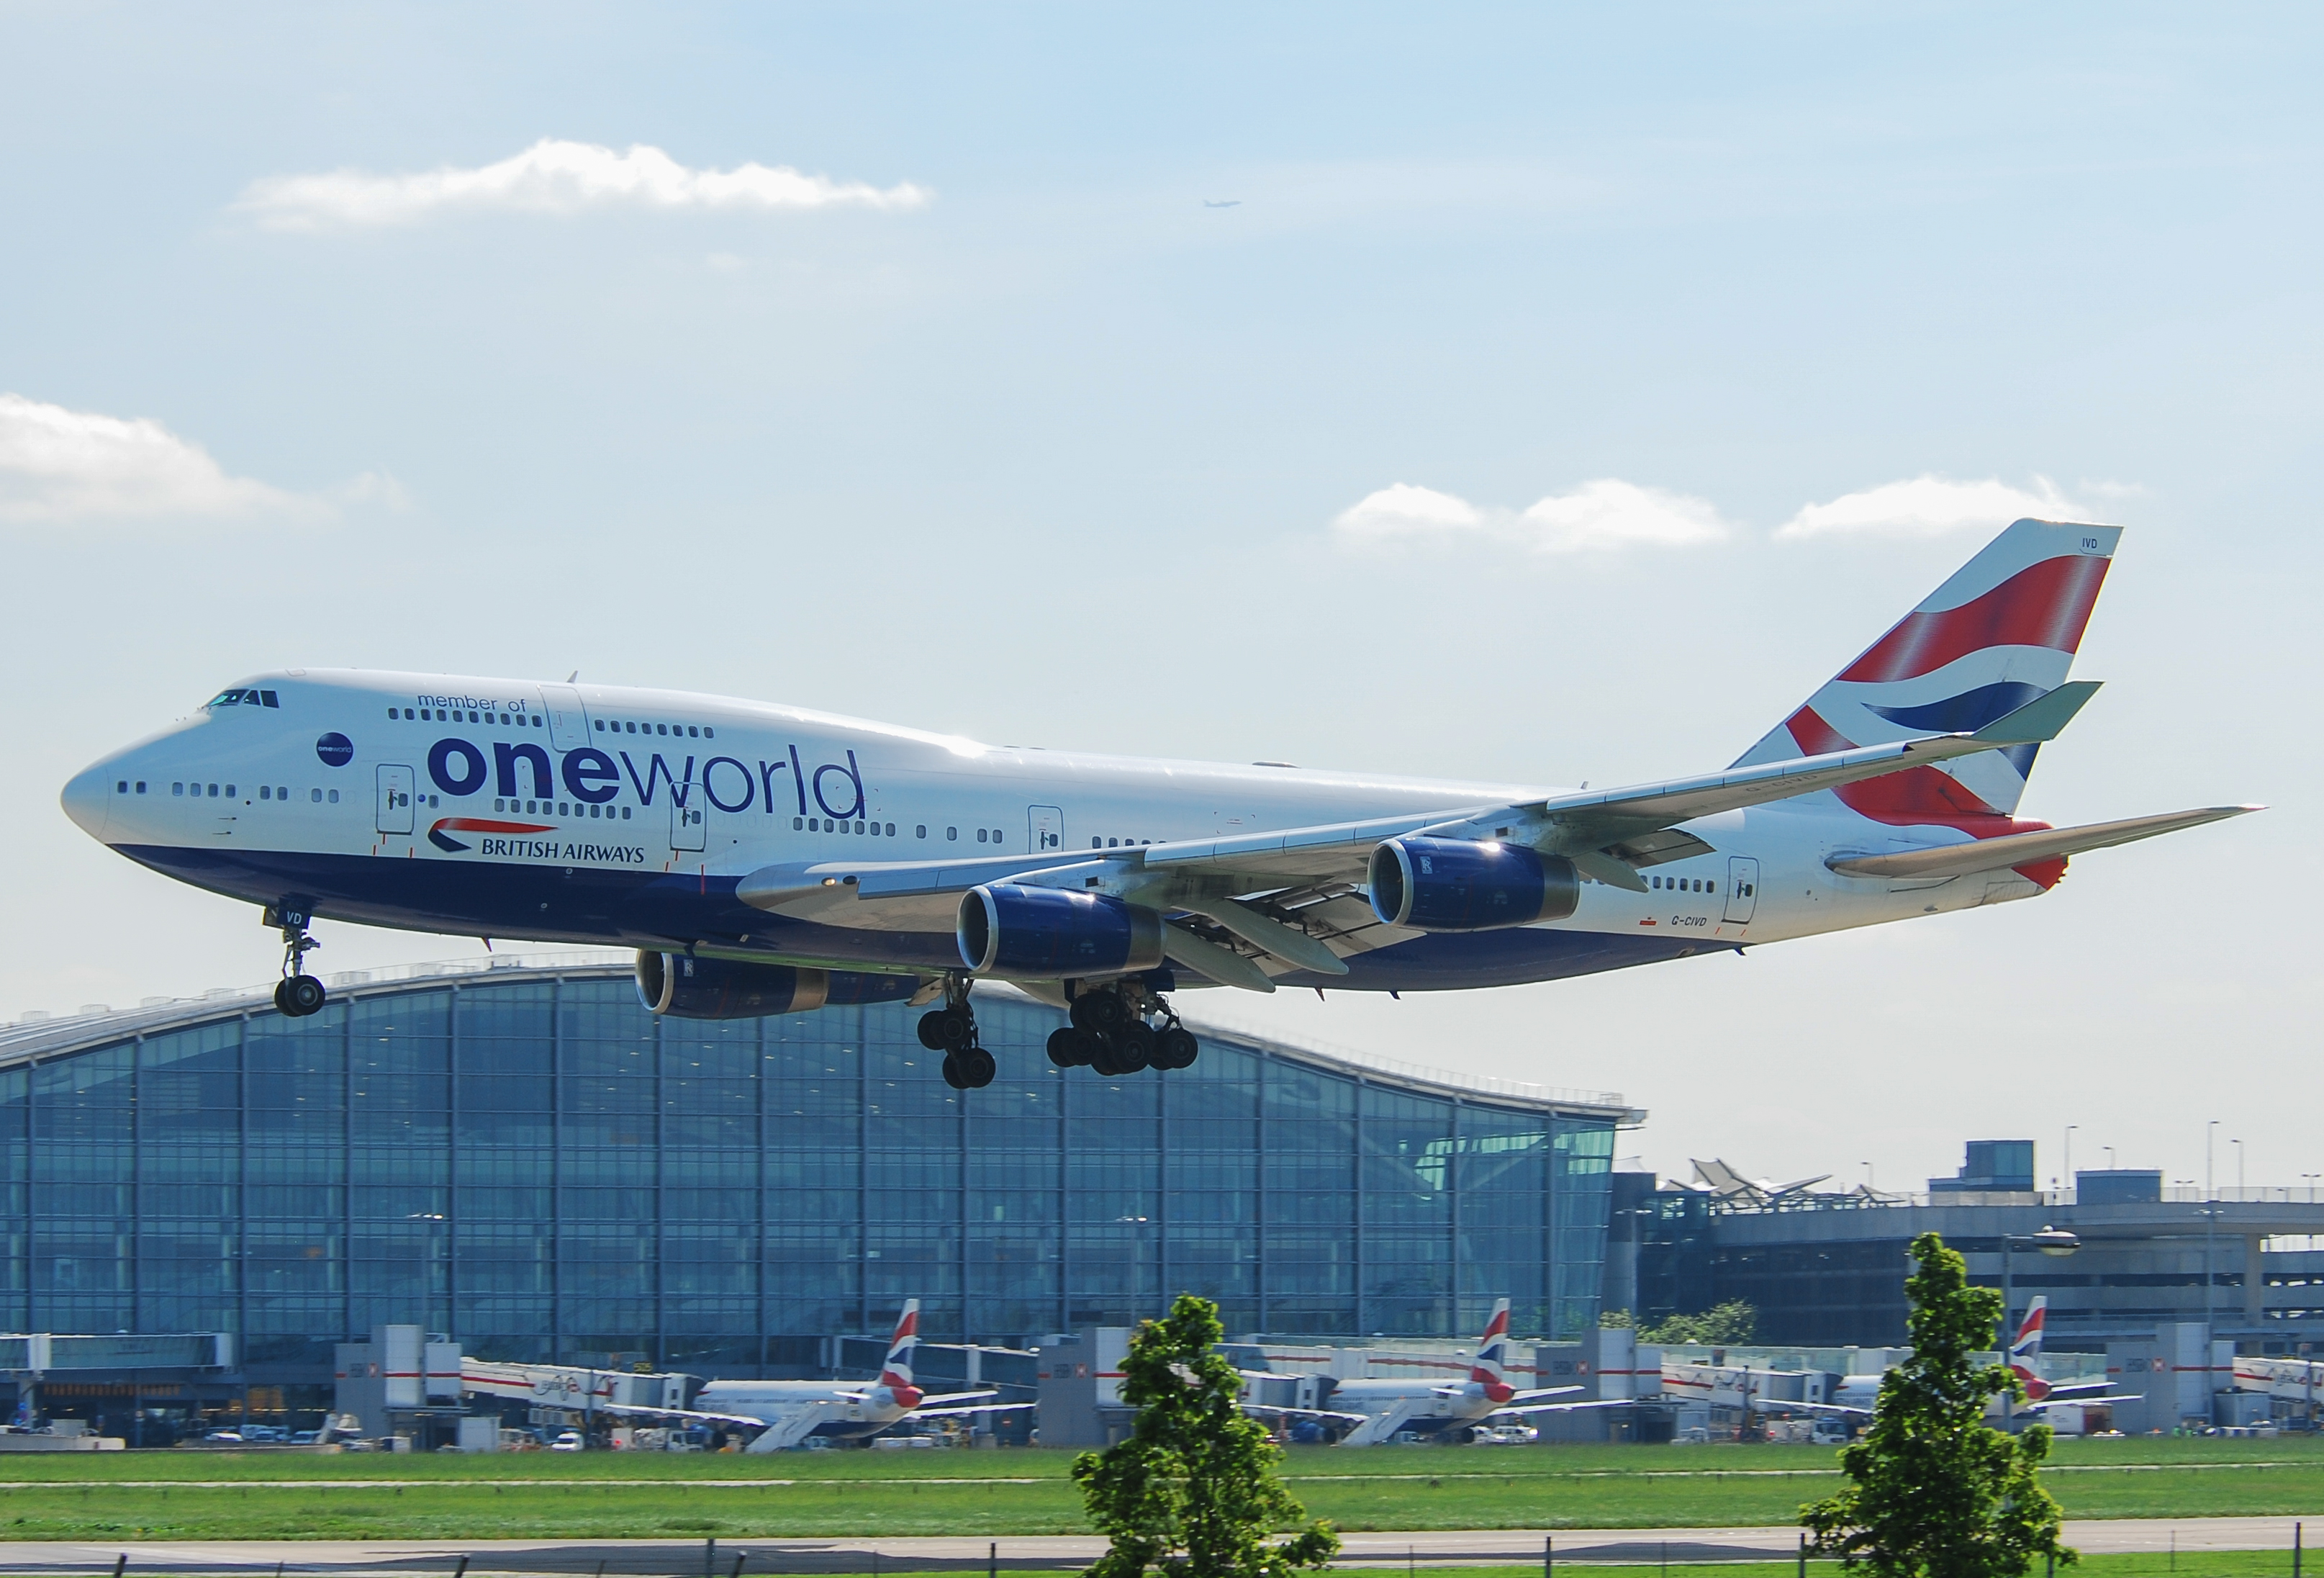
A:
[4,4,2316,1191]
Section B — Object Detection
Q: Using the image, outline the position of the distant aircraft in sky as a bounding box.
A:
[1203,199,1241,207]
[63,518,2254,1090]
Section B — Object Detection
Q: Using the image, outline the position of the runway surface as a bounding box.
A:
[0,1518,2311,1574]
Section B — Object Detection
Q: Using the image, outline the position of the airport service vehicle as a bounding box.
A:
[61,519,2254,1090]
[680,1299,1024,1451]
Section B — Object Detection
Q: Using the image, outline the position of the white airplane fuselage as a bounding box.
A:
[60,669,2043,995]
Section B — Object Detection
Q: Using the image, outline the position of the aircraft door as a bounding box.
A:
[1028,804,1064,852]
[539,683,592,752]
[1722,857,1759,923]
[670,782,707,852]
[376,765,415,835]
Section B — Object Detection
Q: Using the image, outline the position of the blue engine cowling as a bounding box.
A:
[635,952,921,1019]
[1367,837,1581,932]
[958,885,1165,976]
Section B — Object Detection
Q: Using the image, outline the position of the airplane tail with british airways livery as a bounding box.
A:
[59,518,2258,1090]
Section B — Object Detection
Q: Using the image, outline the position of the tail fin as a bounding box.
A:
[1470,1297,1514,1402]
[2010,1295,2047,1363]
[1733,519,2121,831]
[879,1298,921,1394]
[2008,1295,2049,1400]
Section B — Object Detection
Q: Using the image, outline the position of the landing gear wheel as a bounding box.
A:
[1070,990,1129,1034]
[265,900,327,1017]
[960,1047,995,1088]
[1154,1026,1199,1070]
[281,974,327,1018]
[941,1052,969,1090]
[1111,1020,1154,1074]
[1088,1034,1126,1078]
[918,1011,949,1051]
[1047,1027,1095,1068]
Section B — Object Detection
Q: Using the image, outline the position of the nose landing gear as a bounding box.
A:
[1049,979,1198,1076]
[263,902,328,1019]
[918,976,995,1090]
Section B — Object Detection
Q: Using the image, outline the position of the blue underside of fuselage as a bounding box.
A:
[115,843,1716,992]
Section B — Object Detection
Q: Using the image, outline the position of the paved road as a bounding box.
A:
[0,1518,2313,1574]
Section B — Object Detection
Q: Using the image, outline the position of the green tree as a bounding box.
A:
[1072,1293,1340,1578]
[1640,1299,1758,1345]
[1802,1232,2075,1578]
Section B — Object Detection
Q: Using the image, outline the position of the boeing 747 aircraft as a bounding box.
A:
[61,519,2252,1090]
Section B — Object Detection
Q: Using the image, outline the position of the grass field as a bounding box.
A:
[0,1438,2318,1540]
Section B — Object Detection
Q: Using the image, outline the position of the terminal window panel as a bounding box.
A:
[0,975,1623,1371]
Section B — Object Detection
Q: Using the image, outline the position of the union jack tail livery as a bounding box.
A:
[2008,1295,2051,1402]
[1470,1297,1515,1404]
[878,1299,923,1408]
[1735,519,2122,849]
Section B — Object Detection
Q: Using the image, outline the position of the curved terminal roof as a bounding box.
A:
[0,952,1642,1124]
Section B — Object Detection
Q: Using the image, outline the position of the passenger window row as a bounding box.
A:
[596,719,714,739]
[497,799,636,819]
[787,820,1007,846]
[1090,837,1151,848]
[170,783,325,803]
[1652,874,1718,894]
[394,707,543,728]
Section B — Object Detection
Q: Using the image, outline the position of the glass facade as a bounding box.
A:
[0,966,1621,1375]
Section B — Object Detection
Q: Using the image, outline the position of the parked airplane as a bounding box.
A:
[62,519,2254,1088]
[667,1299,1026,1451]
[1248,1297,1629,1444]
[1753,1298,2122,1420]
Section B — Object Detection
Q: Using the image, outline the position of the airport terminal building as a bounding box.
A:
[0,955,1634,1402]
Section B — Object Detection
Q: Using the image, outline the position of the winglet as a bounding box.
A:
[1968,680,2102,746]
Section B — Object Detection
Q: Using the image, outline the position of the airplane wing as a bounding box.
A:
[913,1390,999,1406]
[2022,1395,2141,1410]
[733,686,2104,973]
[912,1400,1036,1417]
[1500,1397,1640,1415]
[1825,805,2259,882]
[592,1401,777,1428]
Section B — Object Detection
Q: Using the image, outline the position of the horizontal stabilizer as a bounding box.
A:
[1968,680,2101,744]
[1827,805,2259,881]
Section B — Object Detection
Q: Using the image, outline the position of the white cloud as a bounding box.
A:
[1775,475,2087,540]
[1334,478,1731,553]
[235,139,933,230]
[0,393,339,523]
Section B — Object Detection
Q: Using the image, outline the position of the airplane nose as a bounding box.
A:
[60,763,114,842]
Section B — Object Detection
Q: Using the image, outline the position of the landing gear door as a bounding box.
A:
[376,765,415,836]
[1722,857,1759,924]
[670,786,707,852]
[1028,804,1064,852]
[539,684,592,752]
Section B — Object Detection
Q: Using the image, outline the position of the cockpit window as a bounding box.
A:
[205,687,280,709]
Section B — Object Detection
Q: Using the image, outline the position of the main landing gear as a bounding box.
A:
[263,902,327,1019]
[1048,980,1198,1078]
[918,978,995,1091]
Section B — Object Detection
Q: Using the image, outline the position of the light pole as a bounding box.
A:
[2232,1139,2245,1199]
[2064,1126,2077,1196]
[2104,1146,2116,1172]
[2208,1120,2219,1201]
[2304,1173,2320,1204]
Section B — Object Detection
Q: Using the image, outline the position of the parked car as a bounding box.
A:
[549,1430,585,1452]
[202,1430,244,1443]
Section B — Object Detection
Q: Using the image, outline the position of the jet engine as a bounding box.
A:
[958,884,1165,976]
[635,952,920,1020]
[1367,837,1581,932]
